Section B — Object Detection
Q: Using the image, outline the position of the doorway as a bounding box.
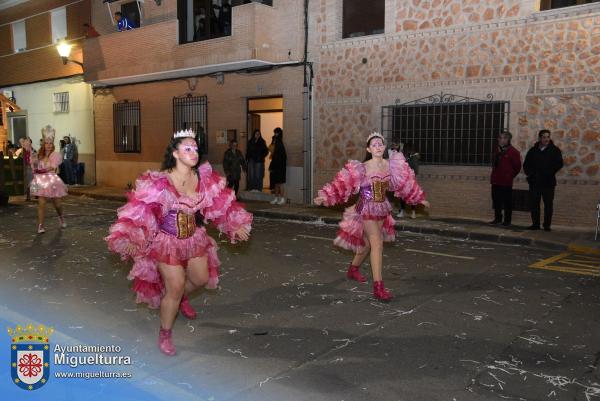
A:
[247,96,283,191]
[8,112,27,145]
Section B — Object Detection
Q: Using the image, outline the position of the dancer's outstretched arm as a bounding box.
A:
[199,164,253,243]
[388,150,427,206]
[106,171,163,259]
[314,160,364,206]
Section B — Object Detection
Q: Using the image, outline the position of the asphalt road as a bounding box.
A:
[0,197,598,401]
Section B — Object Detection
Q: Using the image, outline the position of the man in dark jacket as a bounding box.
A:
[223,139,246,196]
[523,129,564,231]
[490,131,521,226]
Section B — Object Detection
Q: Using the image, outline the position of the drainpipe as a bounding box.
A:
[302,0,313,204]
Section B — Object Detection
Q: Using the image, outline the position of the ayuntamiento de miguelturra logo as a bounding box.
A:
[8,324,52,391]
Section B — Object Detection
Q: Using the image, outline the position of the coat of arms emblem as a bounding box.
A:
[7,324,53,390]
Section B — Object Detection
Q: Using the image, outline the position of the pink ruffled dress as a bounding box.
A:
[105,162,253,308]
[29,152,68,198]
[317,150,425,252]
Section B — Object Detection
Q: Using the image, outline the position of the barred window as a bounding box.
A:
[113,100,141,153]
[53,92,69,113]
[382,94,510,166]
[173,94,207,154]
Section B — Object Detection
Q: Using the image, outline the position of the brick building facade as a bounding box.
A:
[85,0,309,203]
[309,0,600,227]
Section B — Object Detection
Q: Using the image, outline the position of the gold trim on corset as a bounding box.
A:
[372,180,389,202]
[176,211,196,239]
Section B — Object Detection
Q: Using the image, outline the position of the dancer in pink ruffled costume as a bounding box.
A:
[314,132,429,302]
[106,129,252,356]
[30,125,68,234]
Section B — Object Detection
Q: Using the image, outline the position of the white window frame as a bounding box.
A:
[11,20,26,53]
[51,7,68,43]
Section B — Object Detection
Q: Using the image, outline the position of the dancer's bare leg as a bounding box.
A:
[363,219,384,281]
[158,264,186,330]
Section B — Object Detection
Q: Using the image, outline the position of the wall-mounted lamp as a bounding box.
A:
[56,41,83,67]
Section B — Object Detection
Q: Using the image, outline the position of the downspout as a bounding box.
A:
[302,0,313,204]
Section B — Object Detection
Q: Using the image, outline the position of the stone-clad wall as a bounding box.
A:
[396,0,529,32]
[310,0,600,226]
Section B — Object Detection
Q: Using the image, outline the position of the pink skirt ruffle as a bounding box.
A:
[333,205,396,252]
[358,199,392,220]
[30,173,68,198]
[125,227,221,309]
[151,228,220,283]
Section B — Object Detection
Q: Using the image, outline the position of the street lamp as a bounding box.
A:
[56,40,83,67]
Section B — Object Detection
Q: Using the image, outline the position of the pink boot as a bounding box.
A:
[373,281,393,302]
[58,215,67,229]
[158,327,176,356]
[346,264,367,283]
[179,294,197,319]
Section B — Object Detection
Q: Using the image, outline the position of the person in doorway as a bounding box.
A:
[489,131,521,226]
[314,132,429,302]
[523,129,563,231]
[269,127,287,205]
[398,142,420,219]
[30,126,68,233]
[246,129,269,191]
[115,11,134,31]
[106,129,252,356]
[223,139,247,196]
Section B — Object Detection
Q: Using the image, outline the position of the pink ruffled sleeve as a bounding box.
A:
[389,150,425,205]
[48,152,63,169]
[198,162,253,243]
[317,160,364,206]
[105,171,169,260]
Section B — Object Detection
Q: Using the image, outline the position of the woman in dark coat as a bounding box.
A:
[269,127,287,205]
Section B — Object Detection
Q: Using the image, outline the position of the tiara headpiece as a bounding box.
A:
[42,125,56,144]
[367,131,385,143]
[173,129,195,139]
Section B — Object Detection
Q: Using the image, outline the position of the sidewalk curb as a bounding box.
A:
[69,190,573,252]
[251,209,568,251]
[567,243,600,255]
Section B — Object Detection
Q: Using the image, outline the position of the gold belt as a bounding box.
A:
[372,180,389,202]
[176,211,196,239]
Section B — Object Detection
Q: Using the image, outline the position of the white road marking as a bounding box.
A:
[403,249,475,260]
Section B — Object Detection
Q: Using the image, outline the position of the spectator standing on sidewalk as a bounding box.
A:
[398,143,420,219]
[523,129,563,232]
[223,139,246,196]
[246,129,269,191]
[269,127,287,205]
[489,131,521,226]
[62,136,76,185]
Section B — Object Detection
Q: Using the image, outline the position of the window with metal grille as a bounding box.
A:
[113,100,141,153]
[173,94,208,154]
[53,92,69,113]
[342,0,384,38]
[381,93,510,166]
[540,0,599,11]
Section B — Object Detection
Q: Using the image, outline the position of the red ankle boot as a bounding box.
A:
[346,264,368,282]
[373,281,393,302]
[179,294,197,319]
[158,327,176,356]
